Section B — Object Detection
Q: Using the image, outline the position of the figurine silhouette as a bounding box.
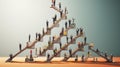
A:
[59,2,61,10]
[75,55,78,62]
[60,10,63,18]
[65,21,67,29]
[29,34,31,42]
[59,42,62,49]
[46,20,49,28]
[68,19,71,27]
[69,49,72,57]
[19,43,22,51]
[38,33,41,41]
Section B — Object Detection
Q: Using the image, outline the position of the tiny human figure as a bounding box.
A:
[60,27,64,36]
[80,28,83,35]
[29,50,34,61]
[69,49,72,57]
[59,2,61,10]
[71,22,76,28]
[30,54,33,61]
[39,47,41,56]
[53,49,55,55]
[78,42,81,48]
[76,28,79,36]
[42,28,45,35]
[72,18,75,23]
[36,33,38,40]
[64,7,68,14]
[96,48,99,52]
[81,54,85,62]
[75,55,78,62]
[54,14,57,21]
[65,21,67,29]
[52,36,55,42]
[19,43,22,51]
[66,36,68,43]
[87,51,90,57]
[30,50,32,55]
[47,53,50,61]
[60,10,63,18]
[110,54,113,62]
[9,54,13,60]
[64,53,67,59]
[105,52,107,58]
[84,37,87,44]
[38,33,41,41]
[25,55,29,62]
[53,0,56,6]
[46,20,49,28]
[53,48,57,56]
[52,17,55,24]
[59,42,62,49]
[29,34,31,42]
[68,19,71,27]
[70,35,73,42]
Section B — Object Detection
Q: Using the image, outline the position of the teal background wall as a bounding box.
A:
[0,0,120,57]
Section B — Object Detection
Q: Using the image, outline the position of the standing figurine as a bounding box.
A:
[80,28,83,35]
[61,27,64,35]
[68,19,71,27]
[81,54,85,62]
[54,14,57,21]
[84,37,87,44]
[53,0,56,6]
[66,36,68,43]
[19,43,22,51]
[30,50,32,55]
[60,10,63,18]
[59,42,62,49]
[47,53,50,61]
[9,54,13,60]
[65,7,68,14]
[75,55,78,62]
[46,20,49,28]
[110,54,113,62]
[38,33,41,41]
[70,35,73,42]
[64,53,67,59]
[39,47,41,56]
[65,21,67,29]
[52,36,55,42]
[76,28,79,36]
[69,49,72,57]
[29,34,31,42]
[59,2,61,10]
[78,42,81,48]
